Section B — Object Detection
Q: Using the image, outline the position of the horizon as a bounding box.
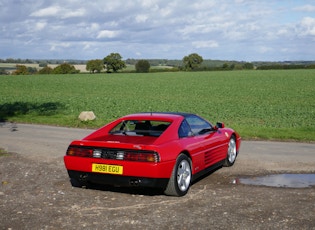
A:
[1,58,315,64]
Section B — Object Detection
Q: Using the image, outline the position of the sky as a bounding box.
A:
[1,0,315,61]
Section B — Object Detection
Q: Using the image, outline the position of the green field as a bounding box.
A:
[1,70,314,142]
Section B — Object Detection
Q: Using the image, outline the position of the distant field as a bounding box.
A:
[0,70,314,141]
[0,63,88,73]
[47,64,88,72]
[0,63,39,68]
[0,63,40,73]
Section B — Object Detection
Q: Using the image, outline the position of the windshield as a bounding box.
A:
[109,120,171,137]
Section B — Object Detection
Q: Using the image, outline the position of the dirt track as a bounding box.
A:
[0,123,314,229]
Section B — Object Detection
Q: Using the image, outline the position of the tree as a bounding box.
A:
[86,59,104,73]
[12,65,29,75]
[38,66,53,74]
[52,63,79,74]
[39,62,48,68]
[27,67,38,74]
[222,63,230,70]
[135,59,150,73]
[103,53,126,73]
[182,53,203,71]
[0,68,9,75]
[243,62,254,70]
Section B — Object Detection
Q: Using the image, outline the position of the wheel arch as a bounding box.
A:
[179,150,193,166]
[178,150,194,174]
[164,152,192,196]
[180,150,191,159]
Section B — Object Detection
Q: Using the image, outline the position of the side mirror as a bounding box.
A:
[215,122,225,129]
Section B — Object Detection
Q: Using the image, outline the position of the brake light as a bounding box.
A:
[66,147,93,157]
[124,152,159,163]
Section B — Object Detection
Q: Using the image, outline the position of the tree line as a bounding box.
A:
[1,53,315,75]
[8,63,80,75]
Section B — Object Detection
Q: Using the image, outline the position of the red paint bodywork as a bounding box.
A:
[64,113,241,186]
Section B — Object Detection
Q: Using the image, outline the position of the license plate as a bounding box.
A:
[92,163,123,175]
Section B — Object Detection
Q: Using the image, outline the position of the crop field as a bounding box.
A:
[0,70,314,141]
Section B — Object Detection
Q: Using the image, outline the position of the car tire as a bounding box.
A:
[164,153,192,196]
[223,136,237,167]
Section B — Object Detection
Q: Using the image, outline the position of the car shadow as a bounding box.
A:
[81,182,165,196]
[191,166,223,185]
[69,166,223,197]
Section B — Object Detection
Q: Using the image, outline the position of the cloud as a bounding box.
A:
[1,0,315,61]
[30,5,86,18]
[30,6,61,17]
[294,4,315,12]
[34,21,47,31]
[63,8,86,18]
[298,17,315,36]
[135,14,149,23]
[258,46,273,54]
[97,30,120,39]
[192,40,219,48]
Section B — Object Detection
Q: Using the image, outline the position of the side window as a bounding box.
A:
[178,119,193,138]
[185,115,212,136]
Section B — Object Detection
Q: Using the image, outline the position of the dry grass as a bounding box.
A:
[0,63,88,72]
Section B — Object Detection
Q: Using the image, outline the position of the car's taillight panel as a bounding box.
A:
[67,146,160,163]
[67,147,93,157]
[123,152,159,162]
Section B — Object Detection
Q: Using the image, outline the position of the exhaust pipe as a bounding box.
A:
[130,179,141,186]
[79,173,88,182]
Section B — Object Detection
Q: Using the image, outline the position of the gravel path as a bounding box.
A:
[0,123,314,229]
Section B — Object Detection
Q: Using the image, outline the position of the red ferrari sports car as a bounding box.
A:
[64,112,241,196]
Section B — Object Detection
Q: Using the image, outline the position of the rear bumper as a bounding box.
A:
[64,155,174,178]
[67,170,169,189]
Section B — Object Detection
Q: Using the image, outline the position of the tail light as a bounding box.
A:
[66,146,160,163]
[66,147,93,157]
[123,152,159,162]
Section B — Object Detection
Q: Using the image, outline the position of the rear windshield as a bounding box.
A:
[109,120,171,137]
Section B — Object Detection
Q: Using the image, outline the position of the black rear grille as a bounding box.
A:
[93,148,159,162]
[101,149,118,159]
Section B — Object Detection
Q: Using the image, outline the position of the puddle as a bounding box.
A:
[235,174,315,188]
